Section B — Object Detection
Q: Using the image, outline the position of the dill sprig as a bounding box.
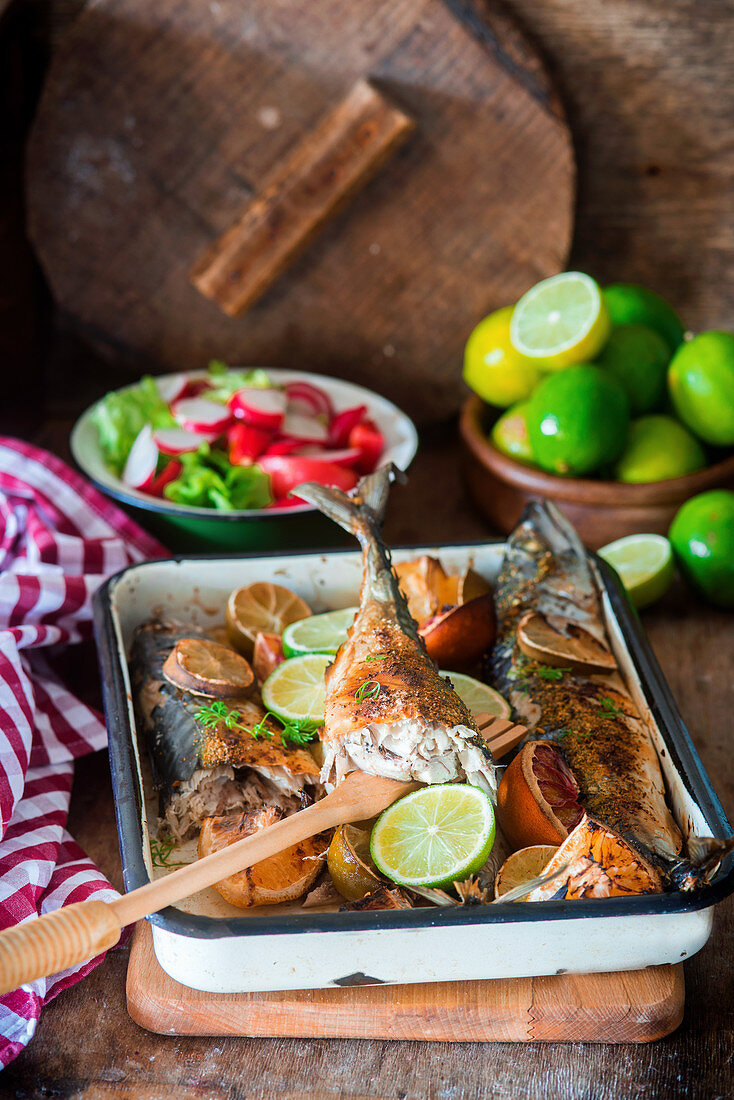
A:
[354,679,381,701]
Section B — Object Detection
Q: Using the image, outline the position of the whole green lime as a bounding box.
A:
[596,323,670,414]
[527,365,629,476]
[603,284,685,353]
[667,331,734,445]
[614,415,706,483]
[491,402,536,464]
[669,489,734,608]
[463,306,541,408]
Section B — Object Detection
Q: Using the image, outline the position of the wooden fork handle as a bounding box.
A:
[0,900,122,996]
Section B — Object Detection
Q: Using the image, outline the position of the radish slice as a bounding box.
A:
[153,427,217,455]
[262,436,303,457]
[281,411,329,444]
[229,388,286,430]
[285,381,335,420]
[228,423,273,465]
[329,404,367,448]
[297,446,361,467]
[149,460,183,496]
[258,454,358,499]
[155,373,190,405]
[122,425,158,491]
[173,398,233,433]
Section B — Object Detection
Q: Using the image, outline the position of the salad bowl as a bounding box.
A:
[71,367,418,551]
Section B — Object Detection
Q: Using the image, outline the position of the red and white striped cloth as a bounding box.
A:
[0,438,166,1067]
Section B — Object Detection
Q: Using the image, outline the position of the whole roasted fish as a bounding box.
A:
[130,619,321,838]
[491,500,730,889]
[295,467,498,795]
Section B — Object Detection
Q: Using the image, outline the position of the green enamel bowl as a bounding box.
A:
[71,368,418,553]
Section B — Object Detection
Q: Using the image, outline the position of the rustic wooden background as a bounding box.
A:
[2,0,734,1096]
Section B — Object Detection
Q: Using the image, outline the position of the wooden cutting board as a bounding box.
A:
[26,0,574,422]
[127,922,684,1043]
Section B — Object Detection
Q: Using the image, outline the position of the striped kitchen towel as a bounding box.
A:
[0,438,166,1067]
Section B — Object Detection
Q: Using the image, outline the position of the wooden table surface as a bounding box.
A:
[4,424,734,1100]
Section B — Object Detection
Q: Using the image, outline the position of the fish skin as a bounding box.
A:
[491,501,685,874]
[295,467,497,792]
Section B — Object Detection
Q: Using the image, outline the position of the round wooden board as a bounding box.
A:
[26,0,574,423]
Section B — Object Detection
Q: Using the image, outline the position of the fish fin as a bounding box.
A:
[293,464,400,537]
[676,834,734,889]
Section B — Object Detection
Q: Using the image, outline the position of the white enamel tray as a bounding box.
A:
[93,545,733,994]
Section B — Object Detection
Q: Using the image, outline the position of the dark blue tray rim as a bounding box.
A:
[92,541,734,940]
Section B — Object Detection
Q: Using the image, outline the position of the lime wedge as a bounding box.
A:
[510,272,611,371]
[441,671,511,720]
[370,784,496,889]
[597,533,674,610]
[261,653,331,724]
[281,607,357,658]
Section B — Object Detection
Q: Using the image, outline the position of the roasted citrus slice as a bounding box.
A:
[494,844,559,901]
[198,807,327,908]
[327,823,382,902]
[226,582,311,657]
[419,594,496,670]
[496,740,584,851]
[162,638,254,698]
[516,611,616,674]
[395,556,456,622]
[526,814,663,900]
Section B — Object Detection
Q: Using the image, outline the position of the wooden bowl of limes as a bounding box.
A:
[459,393,734,550]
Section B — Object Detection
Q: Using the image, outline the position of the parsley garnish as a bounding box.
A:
[196,700,318,747]
[365,653,388,662]
[597,696,623,718]
[354,679,381,701]
[535,665,572,682]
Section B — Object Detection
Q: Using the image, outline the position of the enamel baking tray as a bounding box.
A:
[93,544,734,994]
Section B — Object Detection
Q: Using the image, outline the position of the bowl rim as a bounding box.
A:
[71,367,419,521]
[460,393,734,504]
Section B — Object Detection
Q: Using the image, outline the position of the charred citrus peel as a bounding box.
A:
[497,740,584,850]
[163,637,255,698]
[517,611,616,675]
[327,823,382,902]
[526,814,663,900]
[198,807,328,908]
[419,593,496,670]
[226,582,312,657]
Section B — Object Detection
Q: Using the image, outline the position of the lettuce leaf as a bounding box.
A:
[206,360,273,404]
[163,445,272,511]
[91,376,176,476]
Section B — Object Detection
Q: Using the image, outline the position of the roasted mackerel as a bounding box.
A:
[130,619,321,839]
[295,466,498,795]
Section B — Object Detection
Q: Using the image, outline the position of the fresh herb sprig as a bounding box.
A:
[195,700,318,747]
[150,836,191,869]
[364,653,388,663]
[597,696,624,719]
[535,665,572,682]
[354,679,381,701]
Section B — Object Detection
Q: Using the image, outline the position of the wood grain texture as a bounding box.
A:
[126,921,683,1044]
[191,79,415,316]
[24,0,573,423]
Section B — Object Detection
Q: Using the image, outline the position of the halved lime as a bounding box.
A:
[597,533,674,610]
[261,653,331,724]
[370,784,496,888]
[441,671,511,720]
[510,272,611,371]
[281,607,357,658]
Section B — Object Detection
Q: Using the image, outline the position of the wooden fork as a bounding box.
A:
[474,714,528,759]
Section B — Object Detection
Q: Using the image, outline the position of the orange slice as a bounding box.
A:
[497,740,584,850]
[226,582,311,657]
[494,844,559,900]
[198,808,327,908]
[527,814,663,900]
[162,638,254,698]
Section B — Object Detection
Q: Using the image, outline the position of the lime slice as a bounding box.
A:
[261,653,332,724]
[597,534,674,610]
[281,607,357,658]
[441,671,511,720]
[510,272,611,371]
[370,784,496,889]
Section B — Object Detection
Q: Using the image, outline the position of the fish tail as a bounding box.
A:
[673,834,734,891]
[293,464,401,546]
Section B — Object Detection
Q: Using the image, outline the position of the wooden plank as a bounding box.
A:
[191,79,414,317]
[126,921,683,1044]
